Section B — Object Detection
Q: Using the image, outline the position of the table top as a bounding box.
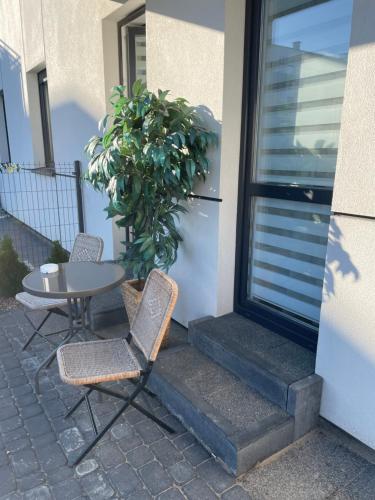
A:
[22,261,126,299]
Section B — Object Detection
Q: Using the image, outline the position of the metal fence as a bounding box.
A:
[0,161,84,268]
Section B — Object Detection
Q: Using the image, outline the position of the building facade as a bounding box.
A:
[1,0,375,449]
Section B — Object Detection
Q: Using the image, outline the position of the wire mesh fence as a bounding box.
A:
[0,161,84,268]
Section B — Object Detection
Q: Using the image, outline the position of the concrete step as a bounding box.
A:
[149,345,295,476]
[189,313,317,410]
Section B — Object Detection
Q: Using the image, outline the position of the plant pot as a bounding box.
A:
[120,279,170,349]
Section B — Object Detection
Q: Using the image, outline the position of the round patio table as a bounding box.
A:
[22,261,126,391]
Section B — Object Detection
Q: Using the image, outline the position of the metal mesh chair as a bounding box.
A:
[57,269,178,465]
[16,233,103,351]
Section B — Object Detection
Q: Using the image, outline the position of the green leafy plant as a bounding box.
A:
[85,81,217,278]
[0,236,29,297]
[46,240,69,264]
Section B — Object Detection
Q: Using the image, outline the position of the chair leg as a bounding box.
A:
[65,388,93,419]
[22,311,52,350]
[71,398,132,466]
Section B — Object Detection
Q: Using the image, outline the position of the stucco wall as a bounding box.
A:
[316,0,375,449]
[146,0,224,325]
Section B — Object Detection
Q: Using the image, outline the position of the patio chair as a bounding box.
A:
[16,233,104,351]
[56,268,178,465]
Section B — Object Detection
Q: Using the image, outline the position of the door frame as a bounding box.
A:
[234,0,333,352]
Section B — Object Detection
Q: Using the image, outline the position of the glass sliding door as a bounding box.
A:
[236,0,353,348]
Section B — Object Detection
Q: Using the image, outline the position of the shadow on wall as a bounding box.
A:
[323,217,360,300]
[146,0,225,32]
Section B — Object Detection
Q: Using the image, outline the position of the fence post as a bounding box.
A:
[74,161,85,233]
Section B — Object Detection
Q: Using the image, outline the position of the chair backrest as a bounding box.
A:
[130,269,178,362]
[69,233,104,263]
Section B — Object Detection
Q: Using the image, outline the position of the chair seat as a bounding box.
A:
[16,292,67,311]
[57,338,141,385]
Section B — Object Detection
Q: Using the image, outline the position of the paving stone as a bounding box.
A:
[139,461,173,496]
[173,432,197,450]
[0,465,16,495]
[110,422,134,441]
[11,384,33,397]
[0,404,18,421]
[184,443,211,466]
[168,460,195,485]
[2,427,27,444]
[135,420,164,444]
[0,416,23,434]
[59,427,85,454]
[31,432,57,449]
[197,458,235,493]
[35,443,66,471]
[24,414,52,437]
[108,463,141,496]
[151,438,183,467]
[94,442,124,469]
[81,471,115,499]
[76,458,99,477]
[10,449,39,478]
[0,388,12,399]
[221,485,252,500]
[17,471,45,492]
[0,449,8,467]
[45,465,74,485]
[157,487,185,500]
[126,445,154,468]
[126,488,153,500]
[24,485,52,500]
[183,478,217,500]
[5,437,31,453]
[117,432,143,453]
[162,415,186,435]
[20,358,40,373]
[42,399,66,419]
[20,404,43,419]
[51,478,82,500]
[8,376,28,388]
[15,393,37,408]
[125,408,146,425]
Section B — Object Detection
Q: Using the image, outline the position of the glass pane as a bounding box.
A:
[254,0,353,187]
[134,34,146,85]
[248,197,330,325]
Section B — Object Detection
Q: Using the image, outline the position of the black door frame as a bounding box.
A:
[118,5,146,89]
[234,0,333,352]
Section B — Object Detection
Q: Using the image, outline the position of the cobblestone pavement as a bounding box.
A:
[0,307,374,500]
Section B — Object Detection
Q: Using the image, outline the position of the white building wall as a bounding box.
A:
[316,0,375,449]
[146,0,245,326]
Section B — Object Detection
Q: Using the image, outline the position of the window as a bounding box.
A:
[38,69,54,166]
[0,91,10,163]
[118,6,146,93]
[236,0,353,348]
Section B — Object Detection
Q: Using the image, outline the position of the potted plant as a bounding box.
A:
[84,81,217,345]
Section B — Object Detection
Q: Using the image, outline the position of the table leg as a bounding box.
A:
[34,298,76,393]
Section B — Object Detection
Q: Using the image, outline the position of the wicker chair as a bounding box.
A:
[16,233,103,351]
[56,269,178,465]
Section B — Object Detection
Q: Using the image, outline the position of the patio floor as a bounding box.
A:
[0,307,374,500]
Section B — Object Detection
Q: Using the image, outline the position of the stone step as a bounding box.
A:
[189,313,317,410]
[149,345,295,476]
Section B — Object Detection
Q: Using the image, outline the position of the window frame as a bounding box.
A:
[0,90,11,163]
[234,0,337,351]
[118,6,146,91]
[38,69,54,167]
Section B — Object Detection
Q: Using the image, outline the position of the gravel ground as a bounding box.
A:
[0,296,18,312]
